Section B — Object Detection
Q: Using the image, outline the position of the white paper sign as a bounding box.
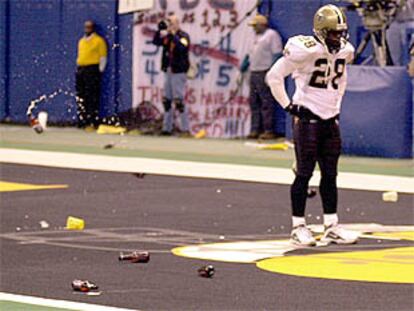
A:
[118,0,154,14]
[132,0,257,137]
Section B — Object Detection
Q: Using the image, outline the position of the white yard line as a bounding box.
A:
[0,148,412,193]
[0,292,138,311]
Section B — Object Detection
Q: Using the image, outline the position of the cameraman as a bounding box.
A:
[153,15,191,136]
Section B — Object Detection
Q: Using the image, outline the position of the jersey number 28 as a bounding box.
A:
[309,59,345,90]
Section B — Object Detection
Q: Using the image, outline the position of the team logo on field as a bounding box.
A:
[172,224,414,284]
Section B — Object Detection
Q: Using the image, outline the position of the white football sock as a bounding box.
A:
[324,213,338,227]
[292,216,306,228]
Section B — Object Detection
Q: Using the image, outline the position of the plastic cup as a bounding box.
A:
[38,111,48,129]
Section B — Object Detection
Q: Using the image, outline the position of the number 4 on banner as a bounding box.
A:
[145,60,159,85]
[118,0,154,14]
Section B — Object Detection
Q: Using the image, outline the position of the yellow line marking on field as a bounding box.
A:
[0,181,67,192]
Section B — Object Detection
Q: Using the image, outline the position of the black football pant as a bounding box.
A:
[76,65,101,128]
[291,115,341,218]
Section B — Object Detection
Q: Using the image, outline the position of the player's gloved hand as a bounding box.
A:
[284,103,302,117]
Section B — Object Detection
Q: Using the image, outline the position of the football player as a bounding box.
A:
[266,4,359,246]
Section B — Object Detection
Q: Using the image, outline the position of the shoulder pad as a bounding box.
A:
[283,35,318,63]
[343,41,355,54]
[342,41,355,63]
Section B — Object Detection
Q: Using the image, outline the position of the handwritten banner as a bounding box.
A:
[132,0,256,137]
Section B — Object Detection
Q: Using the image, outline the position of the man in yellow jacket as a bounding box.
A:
[76,20,107,128]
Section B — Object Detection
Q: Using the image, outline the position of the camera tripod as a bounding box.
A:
[354,27,394,66]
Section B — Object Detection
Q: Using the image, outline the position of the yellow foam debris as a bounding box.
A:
[96,125,127,135]
[66,216,85,230]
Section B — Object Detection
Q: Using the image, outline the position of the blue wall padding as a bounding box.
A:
[341,66,413,158]
[116,13,133,114]
[259,0,322,41]
[8,0,63,122]
[0,0,7,120]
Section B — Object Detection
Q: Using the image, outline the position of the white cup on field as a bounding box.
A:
[38,111,48,130]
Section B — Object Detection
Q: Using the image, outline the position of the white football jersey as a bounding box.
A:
[266,35,354,119]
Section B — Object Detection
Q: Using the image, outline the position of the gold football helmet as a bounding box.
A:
[313,4,348,51]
